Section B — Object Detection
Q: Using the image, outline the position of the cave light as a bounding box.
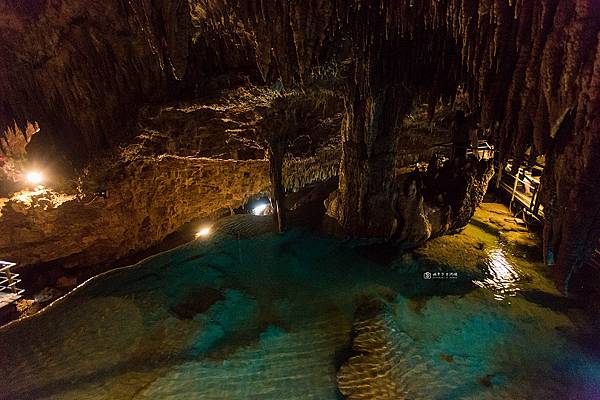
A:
[252,202,269,215]
[26,171,43,185]
[195,226,212,238]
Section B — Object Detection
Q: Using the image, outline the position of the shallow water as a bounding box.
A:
[0,216,599,399]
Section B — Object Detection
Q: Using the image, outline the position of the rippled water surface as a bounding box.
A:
[0,216,599,399]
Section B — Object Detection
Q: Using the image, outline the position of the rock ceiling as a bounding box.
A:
[0,0,598,282]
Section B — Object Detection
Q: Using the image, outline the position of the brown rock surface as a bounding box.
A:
[325,158,494,245]
[0,0,598,283]
[0,86,342,270]
[0,156,269,267]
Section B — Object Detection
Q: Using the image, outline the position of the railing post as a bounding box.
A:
[510,167,519,209]
[532,180,542,216]
[495,161,503,189]
[5,269,16,293]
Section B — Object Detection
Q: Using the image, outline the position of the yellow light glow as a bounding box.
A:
[26,171,43,185]
[14,187,48,204]
[474,248,521,301]
[195,226,212,238]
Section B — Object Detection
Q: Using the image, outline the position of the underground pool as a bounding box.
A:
[1,211,599,400]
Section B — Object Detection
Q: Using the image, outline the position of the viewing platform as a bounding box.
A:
[494,160,544,223]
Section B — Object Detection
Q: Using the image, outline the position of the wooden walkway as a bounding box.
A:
[495,163,544,222]
[496,163,600,276]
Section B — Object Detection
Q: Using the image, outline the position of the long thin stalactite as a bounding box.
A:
[1,0,598,286]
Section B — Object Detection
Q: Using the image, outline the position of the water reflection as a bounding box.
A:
[474,248,521,301]
[1,226,598,399]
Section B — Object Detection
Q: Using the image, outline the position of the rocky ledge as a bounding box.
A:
[0,86,343,286]
[0,156,269,268]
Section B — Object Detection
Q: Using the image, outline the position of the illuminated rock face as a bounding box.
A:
[0,156,270,267]
[0,87,343,270]
[325,159,494,245]
[0,0,598,280]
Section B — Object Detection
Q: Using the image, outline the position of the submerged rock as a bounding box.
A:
[337,298,455,399]
[170,286,225,320]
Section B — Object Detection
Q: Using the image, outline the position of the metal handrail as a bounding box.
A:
[0,261,24,296]
[0,261,16,271]
[493,163,544,222]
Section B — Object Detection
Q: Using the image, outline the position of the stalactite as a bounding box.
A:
[0,0,598,284]
[0,0,189,164]
[282,148,340,192]
[269,135,287,233]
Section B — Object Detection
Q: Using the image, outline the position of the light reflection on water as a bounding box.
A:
[0,220,598,399]
[474,248,521,301]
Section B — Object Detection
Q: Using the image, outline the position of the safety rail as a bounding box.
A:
[494,161,544,223]
[467,140,495,160]
[0,261,24,305]
[587,245,600,271]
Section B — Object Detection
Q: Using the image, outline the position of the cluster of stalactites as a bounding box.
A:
[339,0,596,160]
[194,0,598,164]
[212,0,598,277]
[1,0,597,161]
[0,0,191,162]
[0,0,598,276]
[282,148,340,192]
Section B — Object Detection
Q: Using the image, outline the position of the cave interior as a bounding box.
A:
[0,1,600,399]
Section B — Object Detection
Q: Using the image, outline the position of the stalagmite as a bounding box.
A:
[0,0,598,284]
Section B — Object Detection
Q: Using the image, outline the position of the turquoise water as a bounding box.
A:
[0,216,599,399]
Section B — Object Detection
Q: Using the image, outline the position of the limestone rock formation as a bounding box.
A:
[337,298,455,399]
[0,156,269,267]
[326,154,494,246]
[0,0,598,283]
[0,87,342,270]
[0,121,39,194]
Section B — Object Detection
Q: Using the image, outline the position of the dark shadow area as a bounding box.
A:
[520,289,583,313]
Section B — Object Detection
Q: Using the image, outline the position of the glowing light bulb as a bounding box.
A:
[26,171,43,185]
[195,226,212,238]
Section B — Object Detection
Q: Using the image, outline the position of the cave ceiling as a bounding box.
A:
[0,0,599,281]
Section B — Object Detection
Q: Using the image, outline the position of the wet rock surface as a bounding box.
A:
[0,86,342,275]
[170,286,225,320]
[335,201,598,399]
[1,0,598,287]
[0,212,598,399]
[337,298,452,400]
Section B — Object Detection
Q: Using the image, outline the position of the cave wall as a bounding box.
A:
[1,0,599,281]
[208,0,599,280]
[0,156,269,267]
[0,0,190,164]
[330,1,599,283]
[0,84,343,271]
